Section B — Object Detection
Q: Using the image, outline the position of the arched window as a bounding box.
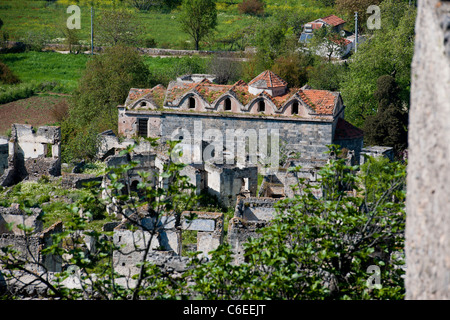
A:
[292,101,299,115]
[258,100,265,112]
[188,96,196,109]
[130,180,139,192]
[224,98,232,111]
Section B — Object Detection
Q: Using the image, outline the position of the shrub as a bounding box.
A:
[238,0,265,16]
[0,61,20,84]
[0,82,35,104]
[50,100,69,123]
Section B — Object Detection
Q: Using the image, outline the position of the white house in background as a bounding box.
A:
[299,14,356,59]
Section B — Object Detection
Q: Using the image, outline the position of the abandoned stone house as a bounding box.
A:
[0,72,368,294]
[118,70,363,165]
[109,70,364,209]
[0,124,61,187]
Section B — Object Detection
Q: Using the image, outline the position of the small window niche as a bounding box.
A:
[224,98,232,111]
[258,100,265,112]
[292,101,299,115]
[188,97,196,109]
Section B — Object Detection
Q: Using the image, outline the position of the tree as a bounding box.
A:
[308,25,348,61]
[251,17,292,72]
[339,0,416,127]
[306,59,347,91]
[95,9,142,47]
[61,26,81,54]
[207,54,243,85]
[128,0,182,12]
[271,52,312,88]
[62,45,153,162]
[238,0,265,16]
[178,0,218,50]
[335,0,382,33]
[0,140,200,300]
[0,143,406,299]
[0,62,21,85]
[363,75,408,154]
[189,147,406,299]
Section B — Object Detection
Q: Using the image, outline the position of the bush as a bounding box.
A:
[0,82,35,104]
[238,0,265,16]
[0,61,20,84]
[50,99,69,123]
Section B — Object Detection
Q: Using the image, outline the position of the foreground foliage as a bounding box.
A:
[189,148,406,300]
[0,144,406,300]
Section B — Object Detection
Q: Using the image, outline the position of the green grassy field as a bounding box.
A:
[0,51,89,92]
[0,50,210,93]
[0,0,334,50]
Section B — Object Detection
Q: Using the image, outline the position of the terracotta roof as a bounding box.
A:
[125,88,152,106]
[194,83,231,104]
[164,81,198,105]
[231,85,256,106]
[310,22,324,29]
[269,88,298,109]
[298,89,338,115]
[232,79,248,87]
[248,70,288,88]
[125,71,342,116]
[330,34,352,46]
[321,15,346,27]
[125,86,167,108]
[334,118,364,140]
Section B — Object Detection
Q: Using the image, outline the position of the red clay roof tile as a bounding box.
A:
[334,118,364,140]
[321,15,346,27]
[248,70,288,88]
[298,89,337,115]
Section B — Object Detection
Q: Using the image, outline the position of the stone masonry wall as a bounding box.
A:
[228,197,279,264]
[119,111,334,161]
[161,113,333,161]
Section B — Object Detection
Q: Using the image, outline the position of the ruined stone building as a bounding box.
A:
[117,70,364,164]
[0,124,61,187]
[112,70,364,206]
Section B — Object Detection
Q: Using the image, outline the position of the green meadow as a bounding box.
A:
[0,0,334,50]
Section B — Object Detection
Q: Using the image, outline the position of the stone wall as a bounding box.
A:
[359,146,394,165]
[112,211,224,275]
[204,162,258,208]
[0,124,61,186]
[406,0,450,299]
[119,111,334,162]
[0,138,7,176]
[0,221,63,272]
[228,197,278,264]
[61,173,103,189]
[0,206,43,234]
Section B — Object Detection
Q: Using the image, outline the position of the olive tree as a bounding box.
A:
[178,0,217,50]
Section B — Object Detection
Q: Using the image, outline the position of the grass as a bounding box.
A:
[0,51,90,93]
[0,0,335,50]
[0,177,117,230]
[0,51,211,93]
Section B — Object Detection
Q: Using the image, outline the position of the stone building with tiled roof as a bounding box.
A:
[118,71,363,164]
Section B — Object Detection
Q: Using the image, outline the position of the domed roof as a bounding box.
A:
[248,70,288,89]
